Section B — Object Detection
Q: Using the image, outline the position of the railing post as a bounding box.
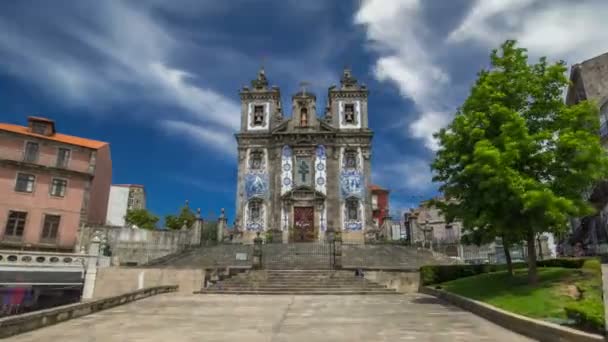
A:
[82,233,101,300]
[217,208,227,244]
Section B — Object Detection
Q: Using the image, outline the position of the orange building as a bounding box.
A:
[0,117,112,251]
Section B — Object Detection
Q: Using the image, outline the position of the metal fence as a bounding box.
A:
[261,242,336,269]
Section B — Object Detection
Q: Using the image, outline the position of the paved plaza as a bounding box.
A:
[7,293,532,341]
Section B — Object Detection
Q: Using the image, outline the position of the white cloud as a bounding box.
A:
[355,0,449,151]
[149,63,240,130]
[0,1,241,155]
[356,0,608,151]
[449,0,608,62]
[161,120,237,157]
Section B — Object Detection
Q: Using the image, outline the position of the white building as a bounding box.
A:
[105,184,146,227]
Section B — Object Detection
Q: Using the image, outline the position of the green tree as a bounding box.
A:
[432,40,608,284]
[165,204,196,230]
[124,209,159,230]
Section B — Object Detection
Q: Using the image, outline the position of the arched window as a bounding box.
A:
[344,103,355,124]
[300,107,308,126]
[249,199,262,221]
[249,150,263,170]
[344,149,357,169]
[346,198,359,221]
[253,105,265,125]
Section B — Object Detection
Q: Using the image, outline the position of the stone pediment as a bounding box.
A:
[281,186,326,201]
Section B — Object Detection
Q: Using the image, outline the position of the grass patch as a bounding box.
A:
[439,267,604,333]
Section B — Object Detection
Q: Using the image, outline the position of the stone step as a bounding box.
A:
[220,281,382,286]
[196,289,398,295]
[212,283,386,289]
[226,276,373,280]
[207,286,393,291]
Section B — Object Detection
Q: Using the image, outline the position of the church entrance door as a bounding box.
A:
[293,206,315,242]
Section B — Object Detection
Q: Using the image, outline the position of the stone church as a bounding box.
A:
[235,68,373,243]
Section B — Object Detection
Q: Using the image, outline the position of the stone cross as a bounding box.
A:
[299,81,310,96]
[298,160,309,183]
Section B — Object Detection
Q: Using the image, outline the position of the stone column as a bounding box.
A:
[82,233,101,300]
[217,208,227,243]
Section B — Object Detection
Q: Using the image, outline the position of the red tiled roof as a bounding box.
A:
[368,184,389,192]
[0,122,108,149]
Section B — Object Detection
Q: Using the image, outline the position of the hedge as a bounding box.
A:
[420,258,594,285]
[565,300,605,334]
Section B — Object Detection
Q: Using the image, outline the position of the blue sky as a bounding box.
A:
[1,0,607,223]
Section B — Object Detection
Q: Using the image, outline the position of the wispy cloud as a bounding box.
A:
[355,0,608,152]
[0,0,345,156]
[161,120,237,157]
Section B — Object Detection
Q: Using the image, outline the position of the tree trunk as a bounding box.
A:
[526,229,538,285]
[537,234,543,260]
[502,234,513,276]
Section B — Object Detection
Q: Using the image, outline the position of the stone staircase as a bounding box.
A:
[196,270,398,295]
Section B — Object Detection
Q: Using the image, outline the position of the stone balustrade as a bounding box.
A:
[0,249,93,270]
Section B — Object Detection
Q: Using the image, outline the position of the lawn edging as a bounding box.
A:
[420,286,603,342]
[0,285,178,338]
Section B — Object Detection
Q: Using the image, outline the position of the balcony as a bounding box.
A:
[0,148,93,177]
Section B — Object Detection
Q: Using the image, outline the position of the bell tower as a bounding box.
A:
[328,68,368,130]
[239,68,282,133]
[291,82,319,128]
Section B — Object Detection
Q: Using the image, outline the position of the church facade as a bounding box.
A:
[235,68,373,243]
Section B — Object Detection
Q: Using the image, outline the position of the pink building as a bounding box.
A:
[0,117,112,251]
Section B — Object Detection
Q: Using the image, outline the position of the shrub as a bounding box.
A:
[565,300,605,334]
[420,263,528,285]
[537,258,588,269]
[582,258,601,274]
[420,258,593,285]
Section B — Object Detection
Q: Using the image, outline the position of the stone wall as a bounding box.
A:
[93,267,203,298]
[362,270,419,293]
[342,244,459,269]
[76,225,202,265]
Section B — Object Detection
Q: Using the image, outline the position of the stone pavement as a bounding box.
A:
[7,294,533,342]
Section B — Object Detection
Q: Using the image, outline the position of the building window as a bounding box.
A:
[56,148,70,168]
[346,198,359,221]
[345,150,357,169]
[15,173,35,193]
[50,178,67,197]
[249,151,263,170]
[4,211,27,239]
[249,200,261,221]
[23,142,39,163]
[41,214,60,242]
[31,122,47,135]
[253,105,265,125]
[344,103,355,124]
[371,194,378,210]
[300,107,308,126]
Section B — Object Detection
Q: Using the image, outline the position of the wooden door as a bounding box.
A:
[294,207,315,242]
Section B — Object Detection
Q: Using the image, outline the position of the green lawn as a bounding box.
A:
[438,266,604,332]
